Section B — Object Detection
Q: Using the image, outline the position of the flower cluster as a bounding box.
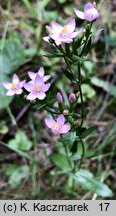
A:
[3,2,100,135]
[3,67,51,101]
[43,2,99,45]
[24,67,51,100]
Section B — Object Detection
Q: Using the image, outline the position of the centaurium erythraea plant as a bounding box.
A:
[2,2,100,179]
[42,2,100,174]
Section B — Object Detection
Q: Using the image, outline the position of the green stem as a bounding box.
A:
[77,62,84,127]
[80,22,93,57]
[30,116,38,198]
[78,138,85,170]
[62,141,72,170]
[7,106,18,128]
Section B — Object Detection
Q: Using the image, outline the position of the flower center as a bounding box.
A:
[12,83,17,89]
[53,123,60,130]
[34,85,40,92]
[61,26,67,34]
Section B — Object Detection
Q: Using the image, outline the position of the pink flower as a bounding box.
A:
[69,93,76,103]
[28,67,51,83]
[43,19,83,45]
[2,74,25,96]
[24,74,50,100]
[45,114,71,135]
[56,92,63,103]
[74,2,100,22]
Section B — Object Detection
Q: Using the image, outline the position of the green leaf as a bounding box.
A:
[5,165,19,176]
[0,35,25,109]
[80,127,96,138]
[8,165,29,188]
[44,51,64,58]
[73,169,113,197]
[8,131,32,151]
[72,55,86,63]
[82,38,91,56]
[51,153,72,171]
[36,0,51,15]
[0,54,11,75]
[70,140,79,154]
[46,106,60,114]
[0,121,8,134]
[62,68,76,82]
[81,78,91,84]
[33,101,46,110]
[3,37,25,72]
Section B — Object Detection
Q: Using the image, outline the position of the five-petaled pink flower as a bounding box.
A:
[28,67,51,83]
[43,19,83,45]
[24,74,50,100]
[45,114,71,135]
[2,74,25,96]
[74,2,99,22]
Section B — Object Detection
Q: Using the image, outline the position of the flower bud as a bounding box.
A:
[53,102,58,108]
[63,110,69,116]
[93,2,96,7]
[56,92,63,103]
[76,92,80,98]
[74,120,79,125]
[46,25,51,34]
[69,93,76,103]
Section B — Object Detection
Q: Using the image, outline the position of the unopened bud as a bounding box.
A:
[53,102,58,108]
[63,110,69,116]
[69,93,76,103]
[56,92,63,103]
[74,120,79,125]
[93,2,96,7]
[76,92,80,98]
[46,25,51,34]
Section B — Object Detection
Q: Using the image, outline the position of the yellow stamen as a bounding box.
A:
[12,83,17,89]
[53,123,60,130]
[62,25,67,34]
[34,85,40,92]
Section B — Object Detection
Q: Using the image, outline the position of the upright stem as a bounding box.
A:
[78,138,85,170]
[30,116,38,198]
[7,106,18,128]
[62,141,72,170]
[77,62,84,127]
